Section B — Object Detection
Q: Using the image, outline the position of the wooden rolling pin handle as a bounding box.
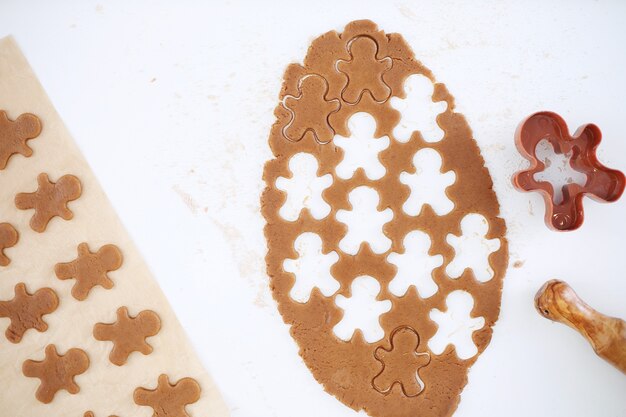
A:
[535,279,626,374]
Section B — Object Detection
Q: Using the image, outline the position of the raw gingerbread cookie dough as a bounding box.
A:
[0,37,228,417]
[262,20,508,417]
[0,222,18,266]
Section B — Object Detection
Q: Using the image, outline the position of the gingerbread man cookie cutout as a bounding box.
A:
[134,374,201,417]
[15,173,82,232]
[372,327,431,397]
[93,307,161,366]
[22,344,89,404]
[0,283,58,343]
[55,243,123,301]
[282,75,340,144]
[337,36,392,104]
[0,222,18,266]
[0,110,42,170]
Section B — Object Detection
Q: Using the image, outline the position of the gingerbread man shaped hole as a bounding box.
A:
[275,153,333,221]
[336,186,393,255]
[400,148,456,217]
[390,74,447,143]
[333,276,392,343]
[283,232,340,303]
[387,230,443,299]
[333,112,390,181]
[445,213,501,283]
[428,290,485,360]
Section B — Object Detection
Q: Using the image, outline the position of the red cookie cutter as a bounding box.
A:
[513,111,625,231]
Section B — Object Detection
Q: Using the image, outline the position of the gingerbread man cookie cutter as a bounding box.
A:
[513,111,625,231]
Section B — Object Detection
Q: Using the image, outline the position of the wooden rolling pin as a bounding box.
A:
[535,279,626,374]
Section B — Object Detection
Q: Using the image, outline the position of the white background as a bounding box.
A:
[1,1,625,416]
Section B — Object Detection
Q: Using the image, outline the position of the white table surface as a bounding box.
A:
[1,1,625,416]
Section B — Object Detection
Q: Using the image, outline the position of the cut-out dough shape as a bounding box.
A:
[134,374,201,417]
[446,213,501,282]
[22,344,89,404]
[93,306,161,366]
[276,153,333,221]
[334,112,390,180]
[390,74,448,143]
[282,75,340,143]
[55,242,123,301]
[0,283,58,343]
[387,230,443,299]
[533,138,587,205]
[15,173,82,232]
[428,290,485,360]
[337,36,392,104]
[0,110,42,170]
[336,186,393,255]
[333,276,392,343]
[401,148,456,216]
[283,232,340,303]
[372,326,430,397]
[0,222,18,266]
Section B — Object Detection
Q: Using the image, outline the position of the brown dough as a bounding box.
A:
[22,344,89,404]
[372,326,430,397]
[54,242,123,301]
[282,75,340,144]
[93,306,161,366]
[0,222,18,266]
[261,20,508,417]
[15,173,82,232]
[134,374,201,417]
[336,36,392,104]
[0,110,41,170]
[0,282,58,343]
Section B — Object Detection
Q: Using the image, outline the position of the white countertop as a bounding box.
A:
[1,1,625,416]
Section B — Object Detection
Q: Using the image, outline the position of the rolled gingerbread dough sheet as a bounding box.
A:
[0,36,229,417]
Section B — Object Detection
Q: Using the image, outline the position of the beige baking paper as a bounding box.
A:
[0,36,229,417]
